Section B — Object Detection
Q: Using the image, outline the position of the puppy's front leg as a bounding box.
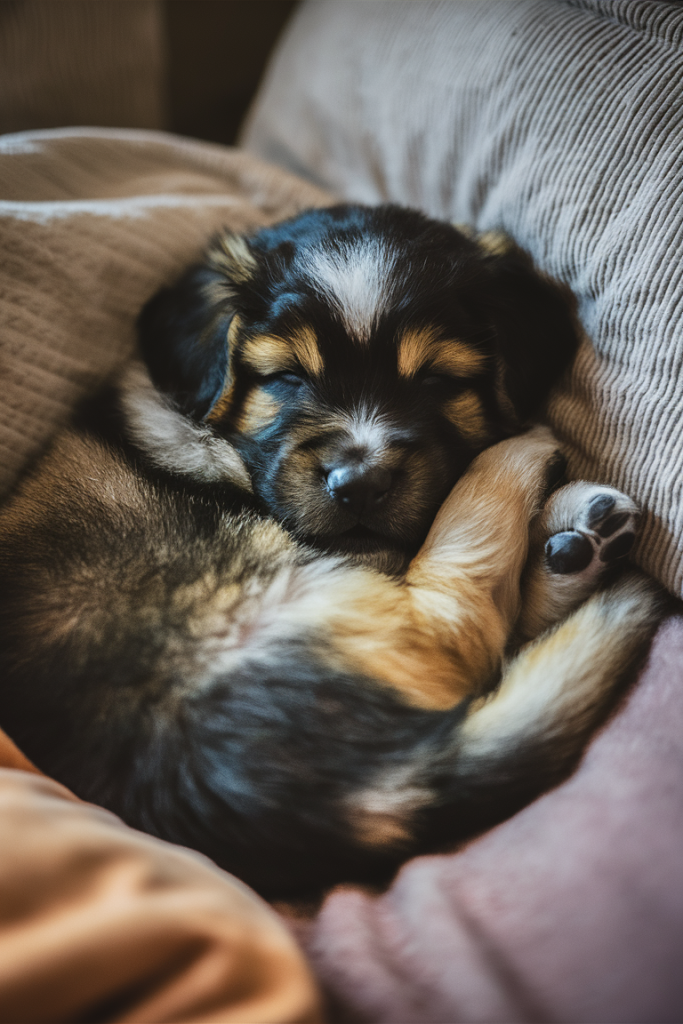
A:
[404,426,562,696]
[263,429,562,713]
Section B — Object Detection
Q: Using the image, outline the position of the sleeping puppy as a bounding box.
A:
[0,205,662,897]
[133,204,579,573]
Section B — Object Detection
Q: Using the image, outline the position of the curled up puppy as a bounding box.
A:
[0,205,663,897]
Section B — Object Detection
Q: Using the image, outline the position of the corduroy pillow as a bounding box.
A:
[242,0,683,597]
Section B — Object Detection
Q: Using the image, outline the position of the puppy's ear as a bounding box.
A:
[137,233,256,420]
[479,233,579,425]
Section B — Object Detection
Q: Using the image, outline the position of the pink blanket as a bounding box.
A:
[292,615,683,1022]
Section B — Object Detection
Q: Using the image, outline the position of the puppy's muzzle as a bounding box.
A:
[325,461,393,519]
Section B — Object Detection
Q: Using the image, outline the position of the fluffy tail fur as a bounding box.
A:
[413,571,664,844]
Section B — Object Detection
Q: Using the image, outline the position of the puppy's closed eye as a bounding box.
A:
[259,370,309,388]
[419,371,466,388]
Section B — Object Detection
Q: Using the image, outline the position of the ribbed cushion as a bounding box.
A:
[243,0,683,596]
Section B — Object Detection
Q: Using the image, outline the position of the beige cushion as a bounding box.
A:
[243,0,683,597]
[0,128,332,497]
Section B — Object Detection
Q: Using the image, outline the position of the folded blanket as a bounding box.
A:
[0,127,332,498]
[0,764,321,1023]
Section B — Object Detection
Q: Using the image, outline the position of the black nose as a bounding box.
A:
[326,462,393,518]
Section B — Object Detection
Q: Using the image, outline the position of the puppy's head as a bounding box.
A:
[135,205,578,570]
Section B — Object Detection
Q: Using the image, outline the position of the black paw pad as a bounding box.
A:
[545,531,594,574]
[586,493,616,529]
[600,532,635,562]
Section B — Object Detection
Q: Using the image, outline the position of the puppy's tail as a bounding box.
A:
[418,571,664,841]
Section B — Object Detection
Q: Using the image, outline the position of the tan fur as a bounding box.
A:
[290,567,464,709]
[345,808,416,848]
[476,230,517,257]
[345,768,431,848]
[443,390,489,442]
[240,328,324,380]
[398,427,557,697]
[461,572,659,763]
[270,427,559,710]
[429,342,489,378]
[397,327,488,379]
[235,387,281,435]
[240,334,298,375]
[452,224,516,257]
[289,325,325,378]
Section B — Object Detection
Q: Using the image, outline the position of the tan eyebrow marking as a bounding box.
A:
[241,326,324,379]
[241,335,298,375]
[397,328,488,379]
[290,325,324,377]
[234,387,281,435]
[397,326,440,378]
[429,342,489,377]
[444,390,489,442]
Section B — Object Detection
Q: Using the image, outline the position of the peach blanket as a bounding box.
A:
[0,735,321,1023]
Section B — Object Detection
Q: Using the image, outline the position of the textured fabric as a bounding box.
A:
[287,614,683,1024]
[243,0,683,598]
[0,767,322,1024]
[0,128,332,498]
[0,1,166,134]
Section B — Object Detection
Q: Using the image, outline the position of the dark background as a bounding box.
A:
[0,0,300,145]
[166,0,298,145]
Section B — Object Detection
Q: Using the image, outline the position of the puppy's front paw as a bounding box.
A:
[544,484,639,579]
[517,481,642,644]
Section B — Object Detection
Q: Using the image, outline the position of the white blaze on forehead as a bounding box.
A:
[302,238,399,342]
